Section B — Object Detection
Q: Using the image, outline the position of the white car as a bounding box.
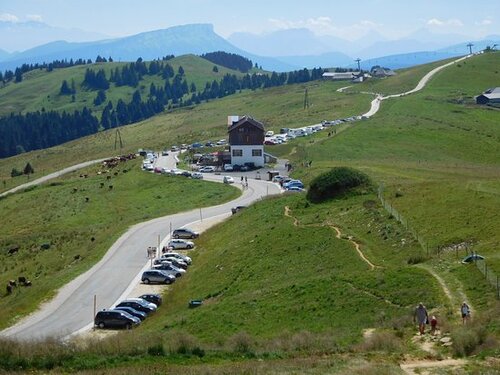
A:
[167,239,194,249]
[223,176,235,184]
[199,166,216,173]
[163,252,192,265]
[191,172,203,179]
[223,164,234,171]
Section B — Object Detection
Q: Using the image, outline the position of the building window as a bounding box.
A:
[252,149,262,157]
[232,149,243,157]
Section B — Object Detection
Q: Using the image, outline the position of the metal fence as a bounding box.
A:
[378,184,499,299]
[474,258,500,299]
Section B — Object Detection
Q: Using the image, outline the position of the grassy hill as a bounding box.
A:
[0,55,245,117]
[0,53,498,373]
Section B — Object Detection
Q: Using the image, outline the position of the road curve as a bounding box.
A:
[361,54,472,118]
[1,153,282,341]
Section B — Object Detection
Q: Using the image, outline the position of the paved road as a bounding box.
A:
[0,158,110,198]
[1,152,282,341]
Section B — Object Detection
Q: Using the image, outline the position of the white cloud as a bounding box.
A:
[268,16,337,35]
[427,18,463,27]
[0,13,19,23]
[26,14,43,22]
[476,18,493,26]
[267,17,383,39]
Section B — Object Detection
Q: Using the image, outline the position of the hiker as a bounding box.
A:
[461,302,471,324]
[430,315,438,335]
[414,302,429,335]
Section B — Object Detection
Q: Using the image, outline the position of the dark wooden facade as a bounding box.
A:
[228,117,265,146]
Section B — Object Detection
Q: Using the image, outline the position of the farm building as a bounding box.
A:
[476,87,500,105]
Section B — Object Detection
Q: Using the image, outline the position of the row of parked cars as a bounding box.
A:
[272,175,305,192]
[94,293,162,329]
[141,228,198,285]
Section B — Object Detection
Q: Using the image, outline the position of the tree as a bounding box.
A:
[60,80,72,95]
[212,65,219,73]
[178,66,185,76]
[93,90,107,106]
[15,68,22,83]
[23,162,34,175]
[11,168,23,177]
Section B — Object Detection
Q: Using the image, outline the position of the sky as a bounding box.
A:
[0,0,499,41]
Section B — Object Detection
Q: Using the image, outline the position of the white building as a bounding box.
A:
[228,116,265,168]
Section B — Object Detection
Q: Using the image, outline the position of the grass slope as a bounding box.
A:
[0,79,371,192]
[0,160,239,328]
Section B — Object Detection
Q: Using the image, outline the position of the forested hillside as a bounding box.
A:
[0,54,324,158]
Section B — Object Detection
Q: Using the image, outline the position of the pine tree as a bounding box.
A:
[23,162,34,175]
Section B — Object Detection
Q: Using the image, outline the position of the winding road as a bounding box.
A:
[1,152,282,341]
[0,54,472,342]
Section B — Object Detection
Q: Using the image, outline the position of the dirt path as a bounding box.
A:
[415,264,472,312]
[284,206,379,270]
[400,358,467,375]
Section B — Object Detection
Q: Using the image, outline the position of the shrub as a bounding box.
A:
[306,167,372,203]
[227,331,254,355]
[451,325,487,357]
[358,331,402,353]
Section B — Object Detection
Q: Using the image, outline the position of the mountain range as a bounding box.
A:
[0,23,498,72]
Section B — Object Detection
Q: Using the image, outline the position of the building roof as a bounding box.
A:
[228,115,265,133]
[322,72,359,79]
[484,87,500,94]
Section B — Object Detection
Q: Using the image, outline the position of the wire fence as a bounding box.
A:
[377,184,500,299]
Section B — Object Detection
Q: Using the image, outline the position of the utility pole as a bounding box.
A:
[114,128,123,150]
[355,58,361,72]
[467,43,474,55]
[303,88,309,109]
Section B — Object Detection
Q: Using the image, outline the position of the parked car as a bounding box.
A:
[205,141,215,147]
[231,206,246,214]
[170,145,179,151]
[173,228,199,239]
[168,239,195,249]
[162,256,188,268]
[283,180,304,189]
[154,256,188,270]
[223,176,235,184]
[180,171,192,178]
[161,150,169,156]
[138,293,162,306]
[216,139,227,145]
[199,166,216,173]
[286,186,305,192]
[223,164,234,171]
[94,309,140,329]
[141,269,176,284]
[153,263,186,277]
[162,252,192,265]
[191,172,203,179]
[116,299,157,314]
[114,306,147,321]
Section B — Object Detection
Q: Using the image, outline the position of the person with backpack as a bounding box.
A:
[414,302,429,335]
[461,302,471,324]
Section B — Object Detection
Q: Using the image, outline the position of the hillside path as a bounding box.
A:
[0,158,109,198]
[284,206,378,270]
[360,54,472,118]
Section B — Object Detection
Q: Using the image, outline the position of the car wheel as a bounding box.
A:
[174,234,179,239]
[187,245,193,249]
[165,278,172,284]
[126,323,132,330]
[143,278,150,284]
[98,322,105,329]
[176,273,181,278]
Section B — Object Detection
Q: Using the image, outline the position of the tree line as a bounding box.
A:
[201,51,253,73]
[0,56,324,158]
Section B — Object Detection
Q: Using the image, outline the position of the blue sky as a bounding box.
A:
[0,0,498,40]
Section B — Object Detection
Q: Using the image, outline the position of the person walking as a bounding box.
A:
[414,302,429,335]
[461,302,471,324]
[430,315,438,335]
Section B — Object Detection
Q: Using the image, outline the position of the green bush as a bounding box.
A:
[306,167,372,203]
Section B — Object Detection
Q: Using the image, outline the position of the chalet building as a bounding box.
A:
[227,115,265,167]
[476,87,500,105]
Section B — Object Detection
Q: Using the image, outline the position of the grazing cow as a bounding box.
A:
[100,182,104,188]
[74,254,81,260]
[6,284,12,295]
[8,280,17,288]
[85,197,90,202]
[109,185,113,190]
[18,276,27,285]
[106,176,111,180]
[24,281,32,287]
[90,237,95,242]
[7,246,19,255]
